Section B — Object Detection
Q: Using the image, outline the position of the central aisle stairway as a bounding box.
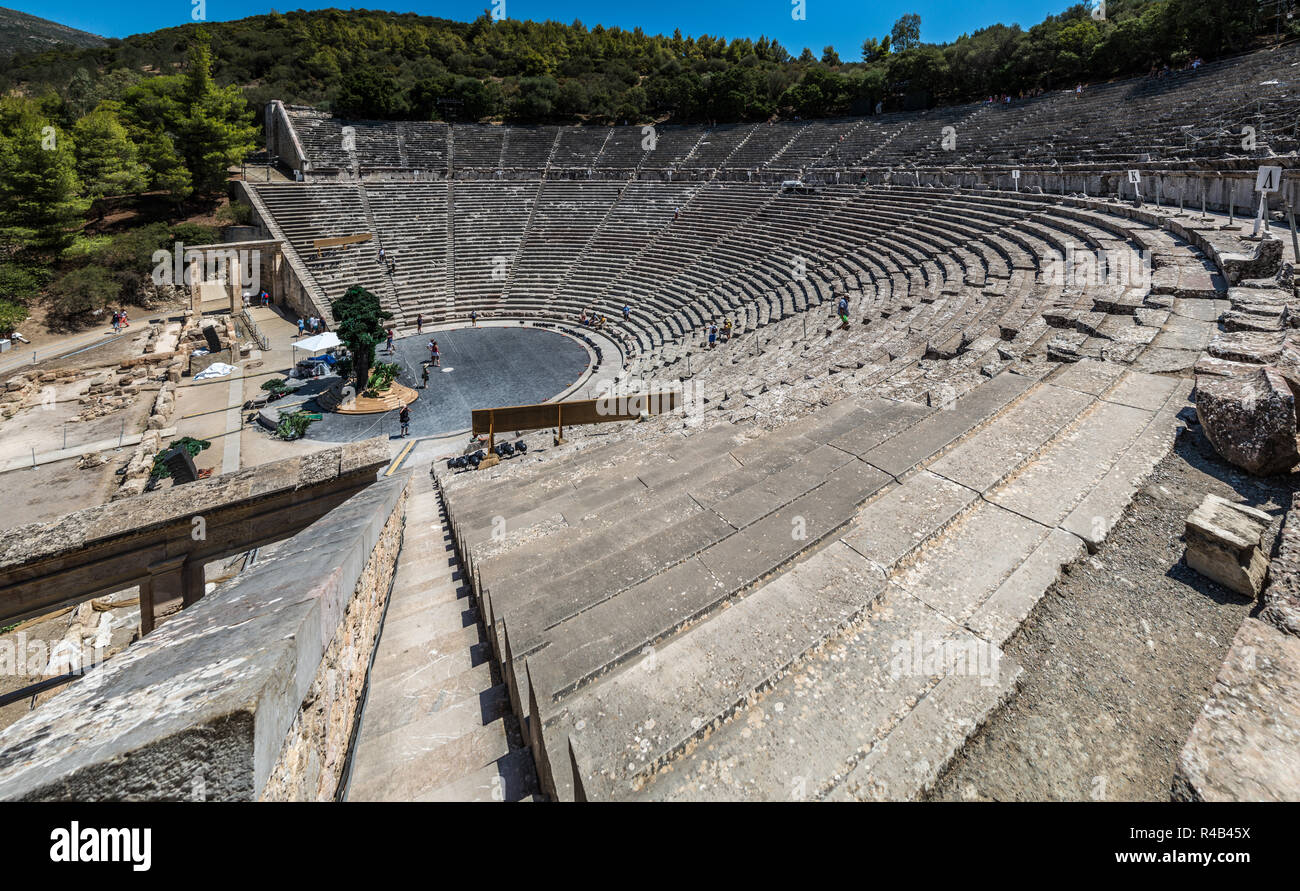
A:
[345,474,540,801]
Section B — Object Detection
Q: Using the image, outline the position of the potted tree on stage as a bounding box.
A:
[329,285,414,414]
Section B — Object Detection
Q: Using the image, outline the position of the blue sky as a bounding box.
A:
[21,2,1075,58]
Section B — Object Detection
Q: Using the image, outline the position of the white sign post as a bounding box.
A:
[1127,169,1141,204]
[1012,169,1020,192]
[1255,165,1282,236]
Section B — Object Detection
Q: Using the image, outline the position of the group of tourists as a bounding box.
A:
[579,309,607,329]
[705,317,734,348]
[110,309,131,333]
[296,316,324,337]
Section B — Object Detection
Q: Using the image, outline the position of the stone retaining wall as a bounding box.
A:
[0,472,409,801]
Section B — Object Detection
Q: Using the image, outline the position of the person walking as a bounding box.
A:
[470,310,479,327]
[399,404,411,438]
[420,362,431,389]
[707,322,718,348]
[431,340,441,367]
[385,328,394,353]
[111,311,121,334]
[622,304,631,322]
[836,295,850,331]
[297,318,305,337]
[416,313,424,334]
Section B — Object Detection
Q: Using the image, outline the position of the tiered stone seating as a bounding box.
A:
[364,182,450,324]
[252,182,392,311]
[451,125,505,170]
[450,181,539,310]
[439,342,1192,800]
[500,126,559,169]
[280,44,1300,179]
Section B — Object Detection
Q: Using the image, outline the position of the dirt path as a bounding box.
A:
[932,421,1295,802]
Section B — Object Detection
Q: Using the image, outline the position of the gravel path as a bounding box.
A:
[932,421,1296,802]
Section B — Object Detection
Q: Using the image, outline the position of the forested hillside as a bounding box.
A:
[0,2,1283,125]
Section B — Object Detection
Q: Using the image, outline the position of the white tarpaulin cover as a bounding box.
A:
[194,362,236,380]
[294,332,341,353]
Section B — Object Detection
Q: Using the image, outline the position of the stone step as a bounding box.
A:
[347,716,512,801]
[852,370,1036,477]
[414,747,541,802]
[513,458,894,709]
[540,540,887,800]
[619,585,1019,801]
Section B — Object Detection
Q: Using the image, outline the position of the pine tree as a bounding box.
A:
[73,107,149,207]
[0,99,89,253]
[178,34,259,193]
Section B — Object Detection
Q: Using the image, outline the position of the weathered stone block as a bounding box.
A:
[1196,366,1300,475]
[1261,491,1300,638]
[1173,618,1300,801]
[1185,493,1272,598]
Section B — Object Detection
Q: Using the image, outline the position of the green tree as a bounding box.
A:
[821,46,841,66]
[0,262,43,307]
[0,99,88,253]
[123,33,256,195]
[891,14,923,52]
[178,35,259,192]
[335,69,410,119]
[73,107,149,204]
[137,128,193,208]
[331,285,392,394]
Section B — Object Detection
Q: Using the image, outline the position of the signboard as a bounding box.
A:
[1257,165,1283,193]
[1011,169,1021,180]
[1127,170,1141,184]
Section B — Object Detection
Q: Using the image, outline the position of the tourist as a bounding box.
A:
[111,311,120,333]
[707,322,717,348]
[120,310,129,328]
[470,310,478,327]
[431,340,440,366]
[399,405,411,437]
[297,318,305,336]
[622,304,631,322]
[837,295,850,330]
[416,313,424,334]
[385,329,394,352]
[722,318,733,342]
[378,247,386,263]
[421,363,431,389]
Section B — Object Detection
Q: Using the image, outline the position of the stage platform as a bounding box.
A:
[302,325,591,442]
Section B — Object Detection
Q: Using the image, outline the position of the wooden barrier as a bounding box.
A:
[472,390,686,448]
[312,233,373,256]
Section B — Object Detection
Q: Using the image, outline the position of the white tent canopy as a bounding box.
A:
[293,332,341,354]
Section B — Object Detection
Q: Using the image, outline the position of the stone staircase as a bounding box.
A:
[346,473,540,802]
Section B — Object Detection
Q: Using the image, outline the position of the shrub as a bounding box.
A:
[46,266,123,326]
[150,436,210,478]
[275,410,316,440]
